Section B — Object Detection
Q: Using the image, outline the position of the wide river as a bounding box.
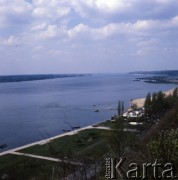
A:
[0,73,176,151]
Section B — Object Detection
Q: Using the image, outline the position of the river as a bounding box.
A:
[0,73,176,151]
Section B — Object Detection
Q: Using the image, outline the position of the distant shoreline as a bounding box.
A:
[0,74,89,83]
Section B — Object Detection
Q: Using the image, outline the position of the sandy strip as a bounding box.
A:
[131,88,177,108]
[131,98,145,108]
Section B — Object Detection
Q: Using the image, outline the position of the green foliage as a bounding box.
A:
[0,155,62,180]
[118,100,124,116]
[144,88,178,119]
[151,92,157,114]
[173,88,178,98]
[172,88,178,104]
[118,101,121,116]
[144,92,152,118]
[122,101,124,114]
[148,129,178,165]
[109,117,137,157]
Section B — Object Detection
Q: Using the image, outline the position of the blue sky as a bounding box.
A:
[0,0,178,74]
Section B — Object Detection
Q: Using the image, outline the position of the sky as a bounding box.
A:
[0,0,178,74]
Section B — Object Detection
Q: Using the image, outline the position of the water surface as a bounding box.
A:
[0,73,176,151]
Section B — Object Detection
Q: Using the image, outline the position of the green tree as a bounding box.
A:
[151,92,157,114]
[121,101,124,114]
[173,87,178,98]
[144,92,152,118]
[148,129,178,165]
[157,91,165,114]
[118,101,121,116]
[172,87,178,105]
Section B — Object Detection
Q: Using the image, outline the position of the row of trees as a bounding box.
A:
[144,88,178,118]
[109,88,178,178]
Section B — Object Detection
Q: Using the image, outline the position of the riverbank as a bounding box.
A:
[0,124,110,156]
[0,128,114,179]
[131,88,176,108]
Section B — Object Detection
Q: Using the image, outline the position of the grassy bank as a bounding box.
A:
[0,129,117,179]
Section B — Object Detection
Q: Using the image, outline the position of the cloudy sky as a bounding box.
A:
[0,0,178,74]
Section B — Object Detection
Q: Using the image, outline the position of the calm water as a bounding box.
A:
[0,74,176,151]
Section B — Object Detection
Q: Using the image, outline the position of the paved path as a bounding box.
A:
[10,152,83,166]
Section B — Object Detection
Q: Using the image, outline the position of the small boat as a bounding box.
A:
[71,126,80,130]
[62,129,71,132]
[92,124,98,127]
[94,109,99,112]
[0,144,7,149]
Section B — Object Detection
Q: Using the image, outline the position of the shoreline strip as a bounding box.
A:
[0,125,94,156]
[0,125,111,156]
[131,88,176,108]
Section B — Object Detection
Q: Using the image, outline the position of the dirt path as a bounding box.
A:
[10,151,83,166]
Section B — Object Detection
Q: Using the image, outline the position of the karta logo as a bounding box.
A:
[105,158,177,179]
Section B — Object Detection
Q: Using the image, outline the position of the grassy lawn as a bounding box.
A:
[19,129,113,160]
[0,154,75,180]
[0,129,116,179]
[0,127,138,179]
[98,120,116,128]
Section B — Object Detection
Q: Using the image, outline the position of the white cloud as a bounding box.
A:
[67,24,89,38]
[67,23,128,40]
[38,25,58,39]
[171,16,178,26]
[67,15,178,42]
[31,23,47,31]
[32,0,71,19]
[136,47,159,56]
[32,7,47,17]
[0,0,32,28]
[94,0,131,13]
[1,36,19,46]
[137,39,159,47]
[132,16,178,32]
[31,23,68,41]
[70,0,132,19]
[0,0,178,73]
[96,23,122,37]
[133,20,153,30]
